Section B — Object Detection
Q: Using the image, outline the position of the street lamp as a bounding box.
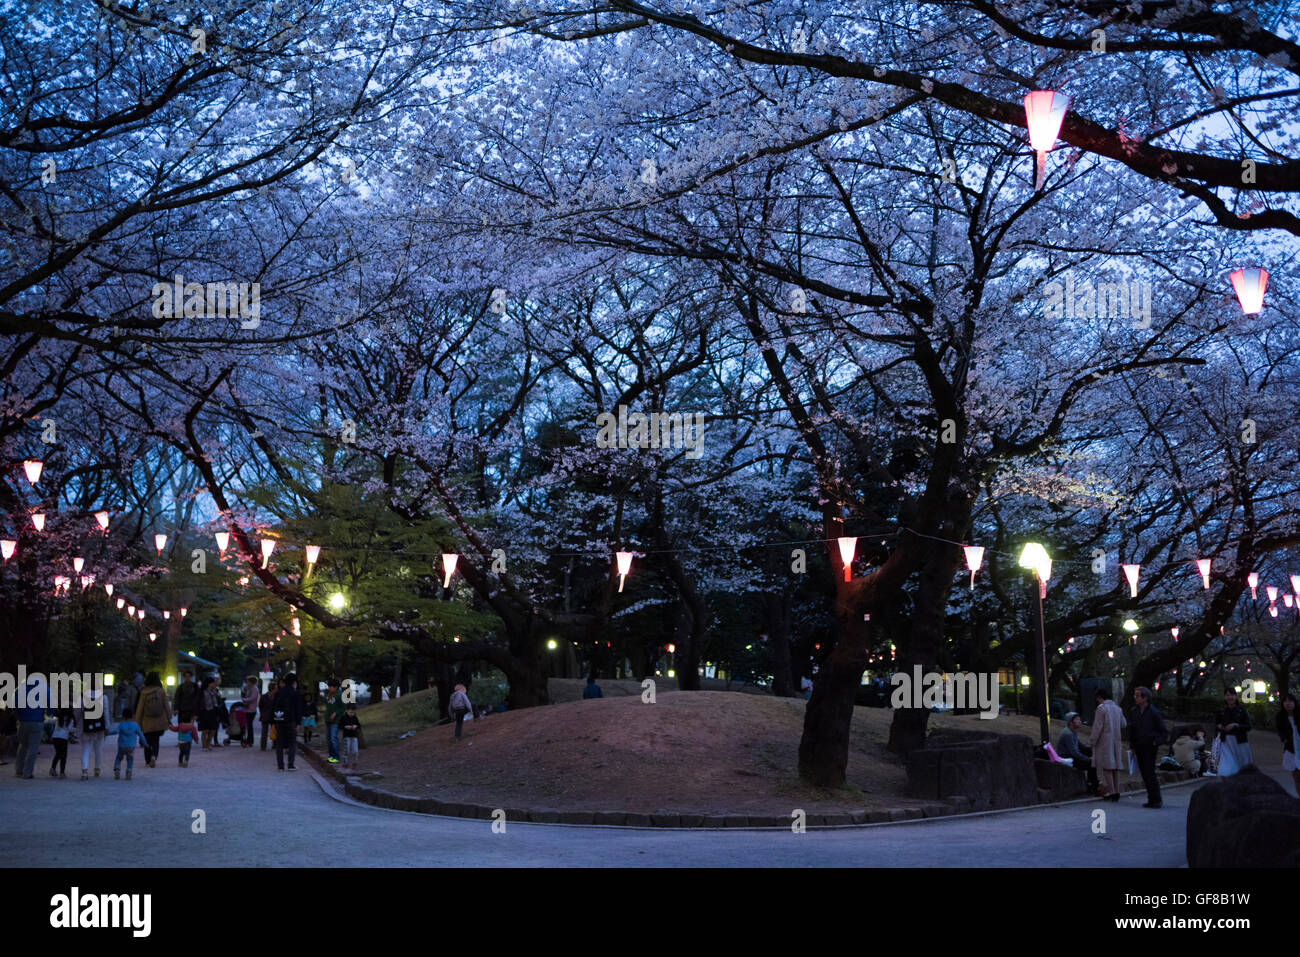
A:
[1019,542,1052,745]
[329,592,346,612]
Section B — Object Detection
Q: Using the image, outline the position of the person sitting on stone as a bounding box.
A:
[1058,712,1100,795]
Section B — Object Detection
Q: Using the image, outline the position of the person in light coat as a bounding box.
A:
[1091,687,1127,802]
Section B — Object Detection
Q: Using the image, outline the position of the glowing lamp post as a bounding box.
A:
[22,459,42,485]
[615,551,634,593]
[963,545,984,590]
[441,552,458,589]
[1018,542,1053,745]
[1196,558,1212,590]
[1229,268,1268,314]
[837,536,857,583]
[0,540,15,562]
[260,538,275,569]
[1121,563,1140,598]
[154,533,167,556]
[1024,91,1070,190]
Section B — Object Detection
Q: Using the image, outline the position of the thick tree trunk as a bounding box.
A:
[798,585,869,786]
[766,591,795,698]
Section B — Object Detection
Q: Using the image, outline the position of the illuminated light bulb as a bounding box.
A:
[155,533,167,555]
[215,531,229,556]
[23,459,42,484]
[442,553,459,589]
[1,540,16,562]
[1121,564,1140,598]
[180,607,187,617]
[105,583,114,597]
[837,536,857,583]
[95,510,110,531]
[963,545,984,590]
[1171,627,1179,640]
[1270,604,1279,618]
[72,557,84,573]
[616,551,634,592]
[1229,267,1268,314]
[1285,594,1294,609]
[1196,558,1211,589]
[31,513,44,532]
[260,538,275,569]
[1267,585,1279,602]
[127,605,135,616]
[137,609,145,620]
[1248,572,1259,599]
[305,544,321,566]
[164,610,170,619]
[1023,90,1070,189]
[116,598,125,609]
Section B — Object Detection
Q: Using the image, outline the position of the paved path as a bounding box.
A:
[3,733,1294,867]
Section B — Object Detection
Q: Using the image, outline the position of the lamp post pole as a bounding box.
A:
[1034,579,1050,746]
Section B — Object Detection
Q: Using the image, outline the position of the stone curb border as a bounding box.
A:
[298,738,1202,830]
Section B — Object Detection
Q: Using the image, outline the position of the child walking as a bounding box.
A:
[80,693,107,780]
[49,709,73,778]
[339,704,361,770]
[114,707,144,780]
[173,716,199,767]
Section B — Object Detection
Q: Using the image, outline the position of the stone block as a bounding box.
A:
[1187,766,1300,867]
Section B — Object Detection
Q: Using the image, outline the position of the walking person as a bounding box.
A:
[272,673,303,771]
[449,683,472,740]
[49,709,73,778]
[113,706,145,780]
[1091,687,1126,802]
[198,677,222,749]
[1130,686,1167,808]
[339,702,361,770]
[259,681,277,751]
[174,670,201,723]
[79,690,108,780]
[133,672,171,768]
[1215,686,1253,776]
[240,676,260,748]
[172,715,199,767]
[323,679,345,764]
[15,672,48,780]
[1276,693,1300,795]
[301,692,317,744]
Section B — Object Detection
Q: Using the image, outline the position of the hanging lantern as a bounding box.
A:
[215,531,229,556]
[1196,558,1211,589]
[1121,563,1140,598]
[116,598,125,609]
[1290,574,1300,600]
[137,609,145,620]
[0,540,15,562]
[72,557,84,573]
[80,575,92,589]
[154,533,167,555]
[1171,627,1179,640]
[180,607,187,617]
[105,583,114,597]
[1285,594,1294,609]
[149,633,156,643]
[1248,572,1259,599]
[164,610,170,620]
[1270,604,1279,618]
[666,643,676,654]
[1023,90,1070,190]
[305,544,321,566]
[837,536,857,583]
[22,459,42,485]
[95,510,110,531]
[1229,267,1268,314]
[963,545,984,590]
[1267,585,1279,602]
[127,604,135,616]
[442,552,459,589]
[292,617,301,637]
[260,538,275,569]
[31,512,44,532]
[616,551,634,592]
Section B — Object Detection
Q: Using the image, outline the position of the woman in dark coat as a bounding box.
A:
[1277,693,1299,794]
[198,677,222,750]
[1214,687,1253,776]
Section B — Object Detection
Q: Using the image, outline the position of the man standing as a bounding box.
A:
[322,679,345,764]
[272,673,303,771]
[15,673,48,779]
[259,681,277,751]
[174,670,201,723]
[1057,712,1100,794]
[240,676,260,748]
[1130,686,1167,808]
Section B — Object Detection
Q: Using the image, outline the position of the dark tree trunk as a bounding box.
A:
[798,582,869,786]
[766,591,795,698]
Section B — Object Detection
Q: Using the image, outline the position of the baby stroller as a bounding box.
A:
[225,704,246,745]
